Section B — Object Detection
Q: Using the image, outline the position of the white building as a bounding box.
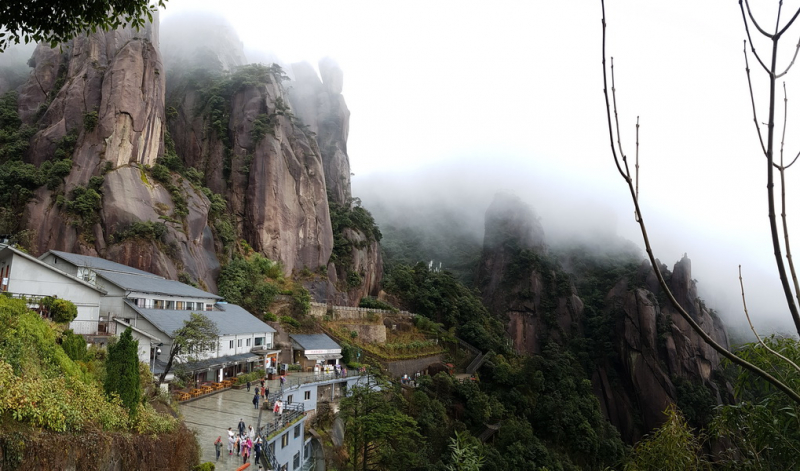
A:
[38,250,278,382]
[0,245,105,333]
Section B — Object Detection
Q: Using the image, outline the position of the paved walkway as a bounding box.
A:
[180,378,281,470]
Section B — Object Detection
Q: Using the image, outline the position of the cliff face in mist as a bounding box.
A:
[3,14,380,300]
[476,193,731,442]
[476,193,584,353]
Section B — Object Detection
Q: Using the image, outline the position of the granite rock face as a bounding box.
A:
[476,193,731,443]
[476,193,578,354]
[7,13,381,303]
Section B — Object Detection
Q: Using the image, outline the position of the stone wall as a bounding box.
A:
[309,302,413,321]
[382,354,445,379]
[340,324,386,344]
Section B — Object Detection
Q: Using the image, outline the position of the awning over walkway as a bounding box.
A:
[305,353,343,361]
[155,353,262,374]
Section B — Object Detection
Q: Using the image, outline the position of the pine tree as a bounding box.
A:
[104,327,141,418]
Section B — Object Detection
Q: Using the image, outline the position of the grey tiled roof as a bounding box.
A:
[47,250,158,277]
[96,269,222,299]
[290,334,341,351]
[129,301,275,337]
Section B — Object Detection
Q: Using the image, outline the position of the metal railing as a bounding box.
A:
[259,402,305,440]
[280,370,367,392]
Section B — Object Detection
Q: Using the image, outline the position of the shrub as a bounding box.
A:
[83,110,98,132]
[280,316,301,329]
[45,298,78,323]
[61,329,87,361]
[113,221,167,243]
[192,463,215,471]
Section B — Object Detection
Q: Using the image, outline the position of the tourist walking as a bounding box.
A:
[248,425,256,441]
[214,436,222,461]
[228,433,235,455]
[253,392,260,409]
[254,436,263,464]
[238,418,246,436]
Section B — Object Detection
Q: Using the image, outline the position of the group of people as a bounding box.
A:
[314,363,347,377]
[214,418,265,466]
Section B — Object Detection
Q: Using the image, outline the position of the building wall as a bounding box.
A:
[285,384,319,413]
[1,252,101,328]
[268,418,306,471]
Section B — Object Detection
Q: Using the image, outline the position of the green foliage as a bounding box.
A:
[384,262,506,353]
[64,185,102,228]
[192,462,215,471]
[42,297,78,323]
[0,92,35,162]
[292,286,311,316]
[479,345,626,469]
[445,431,485,471]
[279,316,301,329]
[673,376,715,430]
[60,329,87,362]
[250,113,274,143]
[358,297,398,311]
[104,328,142,419]
[83,110,98,132]
[339,383,423,470]
[346,270,362,288]
[217,254,283,315]
[710,336,800,469]
[624,407,708,471]
[0,296,152,433]
[0,0,164,52]
[113,221,168,243]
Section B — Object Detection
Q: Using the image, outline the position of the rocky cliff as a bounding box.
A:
[1,14,381,301]
[476,193,583,354]
[476,193,731,442]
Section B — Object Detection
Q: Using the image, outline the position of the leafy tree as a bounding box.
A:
[445,431,485,471]
[157,312,219,387]
[0,0,167,52]
[41,296,78,323]
[624,407,708,471]
[339,382,422,471]
[104,327,141,418]
[60,329,87,361]
[710,337,800,469]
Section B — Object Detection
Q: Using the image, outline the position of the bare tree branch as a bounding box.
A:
[601,0,800,406]
[741,1,773,74]
[635,116,640,222]
[776,36,800,78]
[743,0,774,39]
[744,41,768,156]
[739,265,800,375]
[778,1,800,37]
[601,11,630,181]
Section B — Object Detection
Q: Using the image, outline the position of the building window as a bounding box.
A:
[304,391,310,400]
[237,339,242,347]
[294,424,300,438]
[166,300,175,309]
[281,433,289,448]
[287,395,293,405]
[246,338,251,347]
[254,337,264,346]
[154,299,165,309]
[176,301,184,310]
[269,442,275,456]
[293,452,300,469]
[229,340,234,349]
[185,302,194,310]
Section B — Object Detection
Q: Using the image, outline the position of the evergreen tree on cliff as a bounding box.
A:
[104,327,141,418]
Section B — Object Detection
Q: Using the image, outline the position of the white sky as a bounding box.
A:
[159,1,800,334]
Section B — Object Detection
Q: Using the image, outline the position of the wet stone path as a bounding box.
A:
[180,380,280,471]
